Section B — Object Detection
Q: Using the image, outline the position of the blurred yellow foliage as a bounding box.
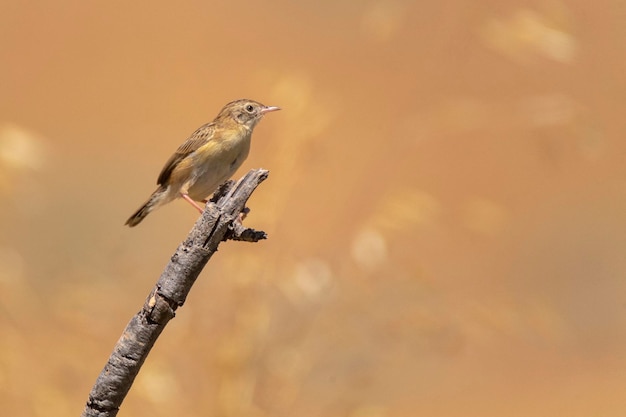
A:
[1,2,625,417]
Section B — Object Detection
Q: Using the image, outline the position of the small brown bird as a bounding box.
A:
[125,99,280,227]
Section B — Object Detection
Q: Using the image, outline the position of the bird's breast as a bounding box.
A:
[186,129,252,200]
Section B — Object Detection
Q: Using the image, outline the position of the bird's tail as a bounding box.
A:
[125,186,168,227]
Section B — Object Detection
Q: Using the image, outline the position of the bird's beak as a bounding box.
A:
[260,106,281,114]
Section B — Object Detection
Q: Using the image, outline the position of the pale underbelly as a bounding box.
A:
[186,150,248,201]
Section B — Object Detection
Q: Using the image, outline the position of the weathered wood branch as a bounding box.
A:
[81,169,269,417]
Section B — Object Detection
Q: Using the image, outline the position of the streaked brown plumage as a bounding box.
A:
[125,99,279,227]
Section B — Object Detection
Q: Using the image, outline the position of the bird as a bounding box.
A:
[125,99,280,227]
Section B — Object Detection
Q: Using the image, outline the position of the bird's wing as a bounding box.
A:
[157,122,216,186]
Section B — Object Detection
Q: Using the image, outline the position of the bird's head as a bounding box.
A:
[218,99,280,130]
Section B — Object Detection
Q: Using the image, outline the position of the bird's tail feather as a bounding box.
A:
[125,186,168,227]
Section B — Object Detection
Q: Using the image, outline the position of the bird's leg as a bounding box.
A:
[230,207,249,228]
[239,207,250,222]
[181,193,205,214]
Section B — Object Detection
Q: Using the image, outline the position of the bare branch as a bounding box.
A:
[81,169,269,417]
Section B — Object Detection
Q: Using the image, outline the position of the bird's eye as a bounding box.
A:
[245,104,255,113]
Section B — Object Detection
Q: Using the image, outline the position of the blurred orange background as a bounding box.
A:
[2,1,626,416]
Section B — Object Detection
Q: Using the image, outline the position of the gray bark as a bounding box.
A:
[81,169,269,417]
